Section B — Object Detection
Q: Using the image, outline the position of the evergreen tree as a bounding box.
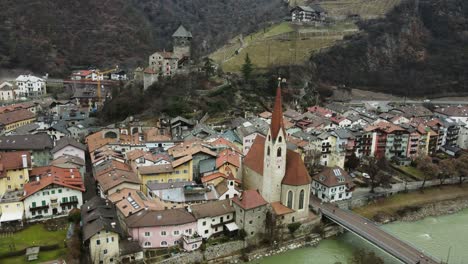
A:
[241,53,253,81]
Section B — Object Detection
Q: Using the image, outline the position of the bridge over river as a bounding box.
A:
[310,197,441,264]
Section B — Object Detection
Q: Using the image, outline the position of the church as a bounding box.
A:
[241,85,312,224]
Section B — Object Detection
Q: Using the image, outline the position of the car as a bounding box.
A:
[362,173,370,179]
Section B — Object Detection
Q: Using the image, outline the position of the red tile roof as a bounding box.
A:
[282,149,311,186]
[210,138,241,153]
[216,149,241,168]
[364,121,405,134]
[201,172,241,184]
[270,86,285,139]
[312,166,354,188]
[243,135,265,175]
[23,166,84,199]
[0,151,31,177]
[0,109,35,125]
[232,190,267,210]
[271,201,294,216]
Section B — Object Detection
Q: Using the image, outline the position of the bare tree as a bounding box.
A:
[455,155,468,185]
[363,157,391,193]
[438,159,456,186]
[417,156,440,189]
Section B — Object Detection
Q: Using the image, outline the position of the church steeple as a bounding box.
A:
[270,84,284,140]
[262,80,287,203]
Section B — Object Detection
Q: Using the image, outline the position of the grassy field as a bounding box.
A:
[354,184,468,219]
[0,224,68,263]
[210,21,354,73]
[397,166,425,180]
[293,0,401,19]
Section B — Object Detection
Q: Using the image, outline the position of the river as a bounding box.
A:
[257,208,468,264]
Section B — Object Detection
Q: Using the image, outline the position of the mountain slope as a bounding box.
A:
[311,0,468,97]
[0,0,286,76]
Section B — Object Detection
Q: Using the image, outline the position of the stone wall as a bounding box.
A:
[204,240,244,260]
[157,251,203,264]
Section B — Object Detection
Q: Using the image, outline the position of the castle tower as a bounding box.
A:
[262,83,287,203]
[172,25,192,59]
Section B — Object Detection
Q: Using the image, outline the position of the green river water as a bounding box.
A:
[257,208,468,264]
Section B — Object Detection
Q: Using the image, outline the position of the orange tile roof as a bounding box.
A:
[172,154,192,168]
[0,109,35,125]
[364,121,405,133]
[201,172,227,183]
[271,201,294,216]
[23,166,84,199]
[232,190,267,210]
[201,172,241,184]
[209,138,241,153]
[85,131,118,153]
[216,149,241,168]
[0,151,31,177]
[270,86,285,139]
[259,111,272,119]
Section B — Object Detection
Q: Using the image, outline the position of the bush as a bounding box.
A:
[287,222,301,234]
[68,208,81,223]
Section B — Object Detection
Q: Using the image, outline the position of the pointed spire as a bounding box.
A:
[270,79,284,139]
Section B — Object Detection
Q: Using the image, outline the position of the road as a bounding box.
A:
[310,197,440,264]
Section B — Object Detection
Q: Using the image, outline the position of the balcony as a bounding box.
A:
[30,204,49,211]
[60,200,79,206]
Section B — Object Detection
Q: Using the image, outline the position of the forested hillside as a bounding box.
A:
[0,0,286,76]
[311,0,468,97]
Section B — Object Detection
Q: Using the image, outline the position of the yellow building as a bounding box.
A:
[137,155,193,194]
[0,152,31,195]
[0,190,25,226]
[0,109,36,132]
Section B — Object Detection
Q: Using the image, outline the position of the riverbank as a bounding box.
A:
[354,184,468,223]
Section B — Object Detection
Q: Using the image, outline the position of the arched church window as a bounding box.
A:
[299,189,305,210]
[277,147,282,157]
[267,147,270,156]
[268,135,271,141]
[287,191,293,208]
[278,136,282,143]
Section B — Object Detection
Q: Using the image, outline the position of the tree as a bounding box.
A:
[241,53,253,81]
[455,155,468,185]
[344,152,360,171]
[202,57,215,77]
[348,250,384,264]
[438,159,456,185]
[417,156,440,189]
[363,157,392,192]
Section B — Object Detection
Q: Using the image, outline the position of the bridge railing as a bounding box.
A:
[321,206,441,263]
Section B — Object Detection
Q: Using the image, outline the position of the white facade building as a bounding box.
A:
[189,199,235,239]
[311,167,355,203]
[0,82,20,101]
[15,75,47,97]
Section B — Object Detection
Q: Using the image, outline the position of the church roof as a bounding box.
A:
[232,190,267,210]
[270,86,284,139]
[243,135,311,186]
[172,25,192,38]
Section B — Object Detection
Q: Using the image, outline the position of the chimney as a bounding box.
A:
[70,168,74,178]
[22,154,28,168]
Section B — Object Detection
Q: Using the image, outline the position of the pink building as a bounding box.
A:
[125,209,198,249]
